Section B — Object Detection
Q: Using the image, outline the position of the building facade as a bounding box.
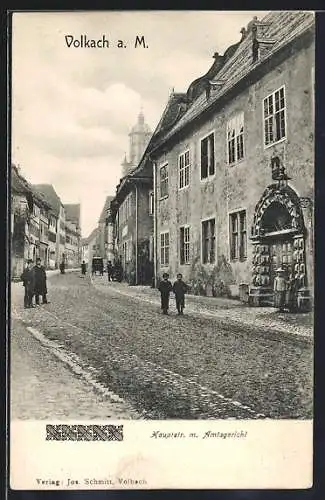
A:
[64,204,81,267]
[111,111,154,285]
[11,171,82,277]
[81,229,95,265]
[11,166,52,277]
[34,184,61,268]
[151,11,314,304]
[112,170,154,285]
[97,196,114,263]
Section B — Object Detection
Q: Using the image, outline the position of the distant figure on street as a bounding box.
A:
[107,260,113,282]
[273,267,286,312]
[59,260,65,274]
[33,258,49,305]
[158,272,173,315]
[173,273,188,315]
[20,259,35,308]
[114,259,123,282]
[81,260,87,275]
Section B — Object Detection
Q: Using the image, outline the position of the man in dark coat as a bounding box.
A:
[81,260,87,275]
[158,272,173,315]
[173,273,188,315]
[20,259,35,308]
[107,260,113,282]
[33,258,49,305]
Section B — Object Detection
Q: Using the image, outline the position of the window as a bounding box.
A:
[160,164,169,198]
[202,218,216,264]
[227,113,244,164]
[200,133,215,179]
[119,193,133,224]
[179,150,190,189]
[230,210,247,260]
[149,191,154,215]
[160,231,169,266]
[180,226,190,265]
[263,86,286,146]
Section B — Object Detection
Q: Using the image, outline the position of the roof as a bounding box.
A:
[152,11,314,151]
[153,93,188,139]
[11,165,31,195]
[11,166,51,209]
[82,227,98,245]
[64,203,81,226]
[33,184,62,215]
[98,195,114,223]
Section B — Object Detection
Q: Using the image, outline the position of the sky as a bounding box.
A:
[12,10,268,237]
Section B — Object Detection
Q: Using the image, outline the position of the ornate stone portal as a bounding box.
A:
[249,184,308,307]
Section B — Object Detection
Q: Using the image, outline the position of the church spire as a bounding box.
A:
[128,108,152,168]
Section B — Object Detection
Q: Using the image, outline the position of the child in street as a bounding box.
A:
[158,272,173,314]
[173,273,188,315]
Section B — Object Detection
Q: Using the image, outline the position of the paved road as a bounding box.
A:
[11,273,313,419]
[11,320,139,420]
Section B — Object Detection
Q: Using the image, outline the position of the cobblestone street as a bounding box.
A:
[11,318,140,420]
[11,272,313,419]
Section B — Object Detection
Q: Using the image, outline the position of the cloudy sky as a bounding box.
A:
[12,10,267,237]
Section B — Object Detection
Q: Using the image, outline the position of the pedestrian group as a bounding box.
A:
[20,258,49,308]
[20,257,301,315]
[158,272,188,315]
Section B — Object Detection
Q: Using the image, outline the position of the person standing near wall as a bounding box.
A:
[273,268,286,313]
[20,259,35,308]
[286,273,299,312]
[33,257,49,305]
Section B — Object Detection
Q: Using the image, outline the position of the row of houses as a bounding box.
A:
[11,164,81,278]
[97,12,315,306]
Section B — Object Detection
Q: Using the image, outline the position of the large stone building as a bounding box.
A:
[149,11,314,305]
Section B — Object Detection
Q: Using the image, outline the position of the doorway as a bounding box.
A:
[268,238,293,286]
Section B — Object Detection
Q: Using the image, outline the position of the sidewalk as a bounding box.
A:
[91,276,314,342]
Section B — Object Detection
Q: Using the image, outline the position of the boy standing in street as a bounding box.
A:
[158,273,173,315]
[20,259,35,308]
[173,273,188,315]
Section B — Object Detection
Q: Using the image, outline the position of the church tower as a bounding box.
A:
[121,153,131,178]
[129,110,152,167]
[121,110,152,177]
